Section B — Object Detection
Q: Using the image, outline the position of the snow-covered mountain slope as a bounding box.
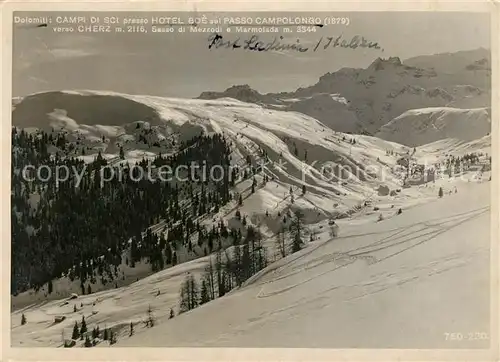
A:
[418,134,491,157]
[118,180,491,348]
[198,49,491,134]
[10,89,492,348]
[284,93,362,133]
[11,177,491,348]
[375,107,491,147]
[12,89,492,221]
[12,90,411,211]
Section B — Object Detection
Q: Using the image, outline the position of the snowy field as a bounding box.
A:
[11,178,492,349]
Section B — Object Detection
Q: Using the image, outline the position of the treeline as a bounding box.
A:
[67,315,117,347]
[178,224,268,313]
[445,152,484,170]
[11,127,240,295]
[178,211,306,313]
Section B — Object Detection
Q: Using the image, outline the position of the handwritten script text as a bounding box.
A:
[207,33,383,53]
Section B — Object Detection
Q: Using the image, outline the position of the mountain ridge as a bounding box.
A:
[198,48,491,134]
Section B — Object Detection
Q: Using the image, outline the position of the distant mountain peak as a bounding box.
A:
[369,56,403,71]
[226,84,253,91]
[198,84,270,103]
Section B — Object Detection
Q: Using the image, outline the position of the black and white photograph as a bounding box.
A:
[5,6,497,355]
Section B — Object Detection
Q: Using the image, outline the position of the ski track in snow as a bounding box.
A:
[257,205,488,300]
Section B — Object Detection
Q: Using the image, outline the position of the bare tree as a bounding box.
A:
[205,258,215,300]
[145,304,155,327]
[275,228,286,258]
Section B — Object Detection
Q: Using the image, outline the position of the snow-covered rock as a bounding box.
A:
[377,185,390,196]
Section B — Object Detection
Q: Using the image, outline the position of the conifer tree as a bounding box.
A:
[189,274,199,308]
[80,316,87,336]
[179,274,199,313]
[72,321,79,340]
[231,246,243,286]
[290,211,304,253]
[84,335,92,347]
[109,330,117,345]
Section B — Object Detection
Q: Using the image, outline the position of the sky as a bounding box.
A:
[12,11,491,98]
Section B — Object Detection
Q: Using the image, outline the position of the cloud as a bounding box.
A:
[53,35,96,48]
[28,76,49,84]
[269,50,295,57]
[268,49,320,62]
[49,48,95,59]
